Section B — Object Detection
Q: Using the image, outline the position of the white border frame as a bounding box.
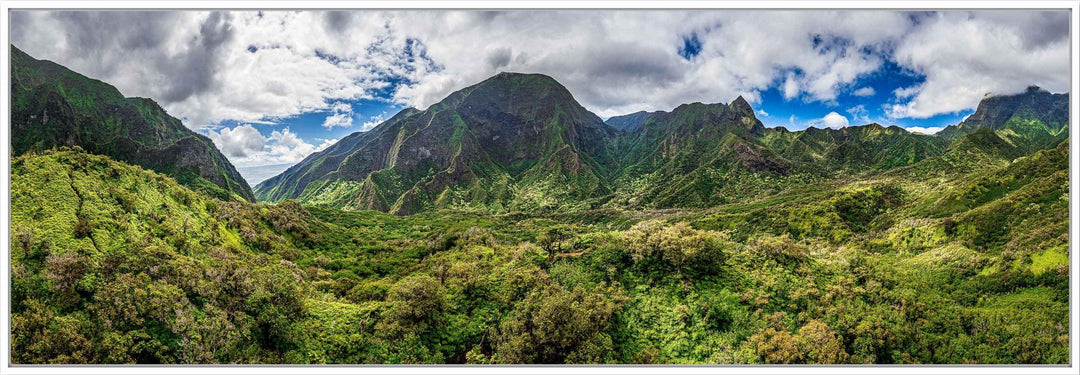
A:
[1,1,1077,374]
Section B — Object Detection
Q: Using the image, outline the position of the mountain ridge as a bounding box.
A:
[9,45,255,202]
[256,71,1068,214]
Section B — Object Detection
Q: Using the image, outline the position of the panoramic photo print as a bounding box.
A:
[3,5,1076,369]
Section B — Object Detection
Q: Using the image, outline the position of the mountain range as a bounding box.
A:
[9,45,1069,215]
[7,42,1072,365]
[254,73,1068,214]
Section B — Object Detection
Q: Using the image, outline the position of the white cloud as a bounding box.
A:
[892,85,920,99]
[206,124,265,158]
[886,11,1069,118]
[322,101,354,129]
[846,104,871,124]
[853,86,875,96]
[756,109,769,117]
[206,125,336,170]
[783,72,800,99]
[904,126,945,134]
[821,112,850,129]
[360,114,386,131]
[322,113,352,129]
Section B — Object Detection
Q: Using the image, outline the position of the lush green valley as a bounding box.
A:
[7,46,1072,365]
[10,137,1069,363]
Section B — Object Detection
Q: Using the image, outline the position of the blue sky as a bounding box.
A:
[753,61,970,132]
[11,10,1070,185]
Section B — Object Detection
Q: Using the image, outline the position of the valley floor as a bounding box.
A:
[9,143,1071,364]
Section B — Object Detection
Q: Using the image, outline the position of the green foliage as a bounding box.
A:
[10,46,254,202]
[831,183,906,232]
[495,283,626,363]
[9,96,1071,364]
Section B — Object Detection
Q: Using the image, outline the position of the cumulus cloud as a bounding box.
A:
[904,126,945,134]
[206,125,335,168]
[756,109,769,117]
[814,112,850,129]
[322,101,354,129]
[360,114,386,131]
[207,124,265,158]
[853,87,875,96]
[886,11,1069,118]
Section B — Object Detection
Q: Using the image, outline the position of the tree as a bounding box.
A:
[538,225,573,261]
[796,319,849,364]
[381,275,446,334]
[624,221,726,279]
[748,327,801,364]
[495,284,625,363]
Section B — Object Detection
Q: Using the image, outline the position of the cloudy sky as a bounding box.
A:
[9,10,1071,184]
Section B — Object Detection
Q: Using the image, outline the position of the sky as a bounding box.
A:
[9,10,1071,185]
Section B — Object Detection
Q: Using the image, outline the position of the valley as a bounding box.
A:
[7,45,1071,364]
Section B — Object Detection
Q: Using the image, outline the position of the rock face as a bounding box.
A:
[10,45,254,202]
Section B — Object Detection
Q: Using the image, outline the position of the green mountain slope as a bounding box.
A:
[255,72,617,214]
[257,73,1060,216]
[9,45,254,202]
[605,99,946,209]
[937,86,1068,153]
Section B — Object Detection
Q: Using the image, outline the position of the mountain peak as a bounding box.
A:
[730,95,754,116]
[488,71,559,84]
[961,86,1068,130]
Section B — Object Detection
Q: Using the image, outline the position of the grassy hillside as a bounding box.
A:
[11,140,1069,364]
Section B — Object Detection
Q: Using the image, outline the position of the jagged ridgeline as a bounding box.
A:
[9,46,254,202]
[258,72,1067,214]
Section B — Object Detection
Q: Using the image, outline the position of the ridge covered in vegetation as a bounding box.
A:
[254,72,1067,216]
[9,46,254,202]
[8,47,1071,365]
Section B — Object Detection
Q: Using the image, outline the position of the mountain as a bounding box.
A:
[256,71,1067,215]
[603,98,947,208]
[256,72,617,214]
[9,45,254,202]
[958,86,1069,130]
[934,86,1069,164]
[605,111,652,132]
[762,123,948,171]
[938,86,1068,142]
[603,98,791,208]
